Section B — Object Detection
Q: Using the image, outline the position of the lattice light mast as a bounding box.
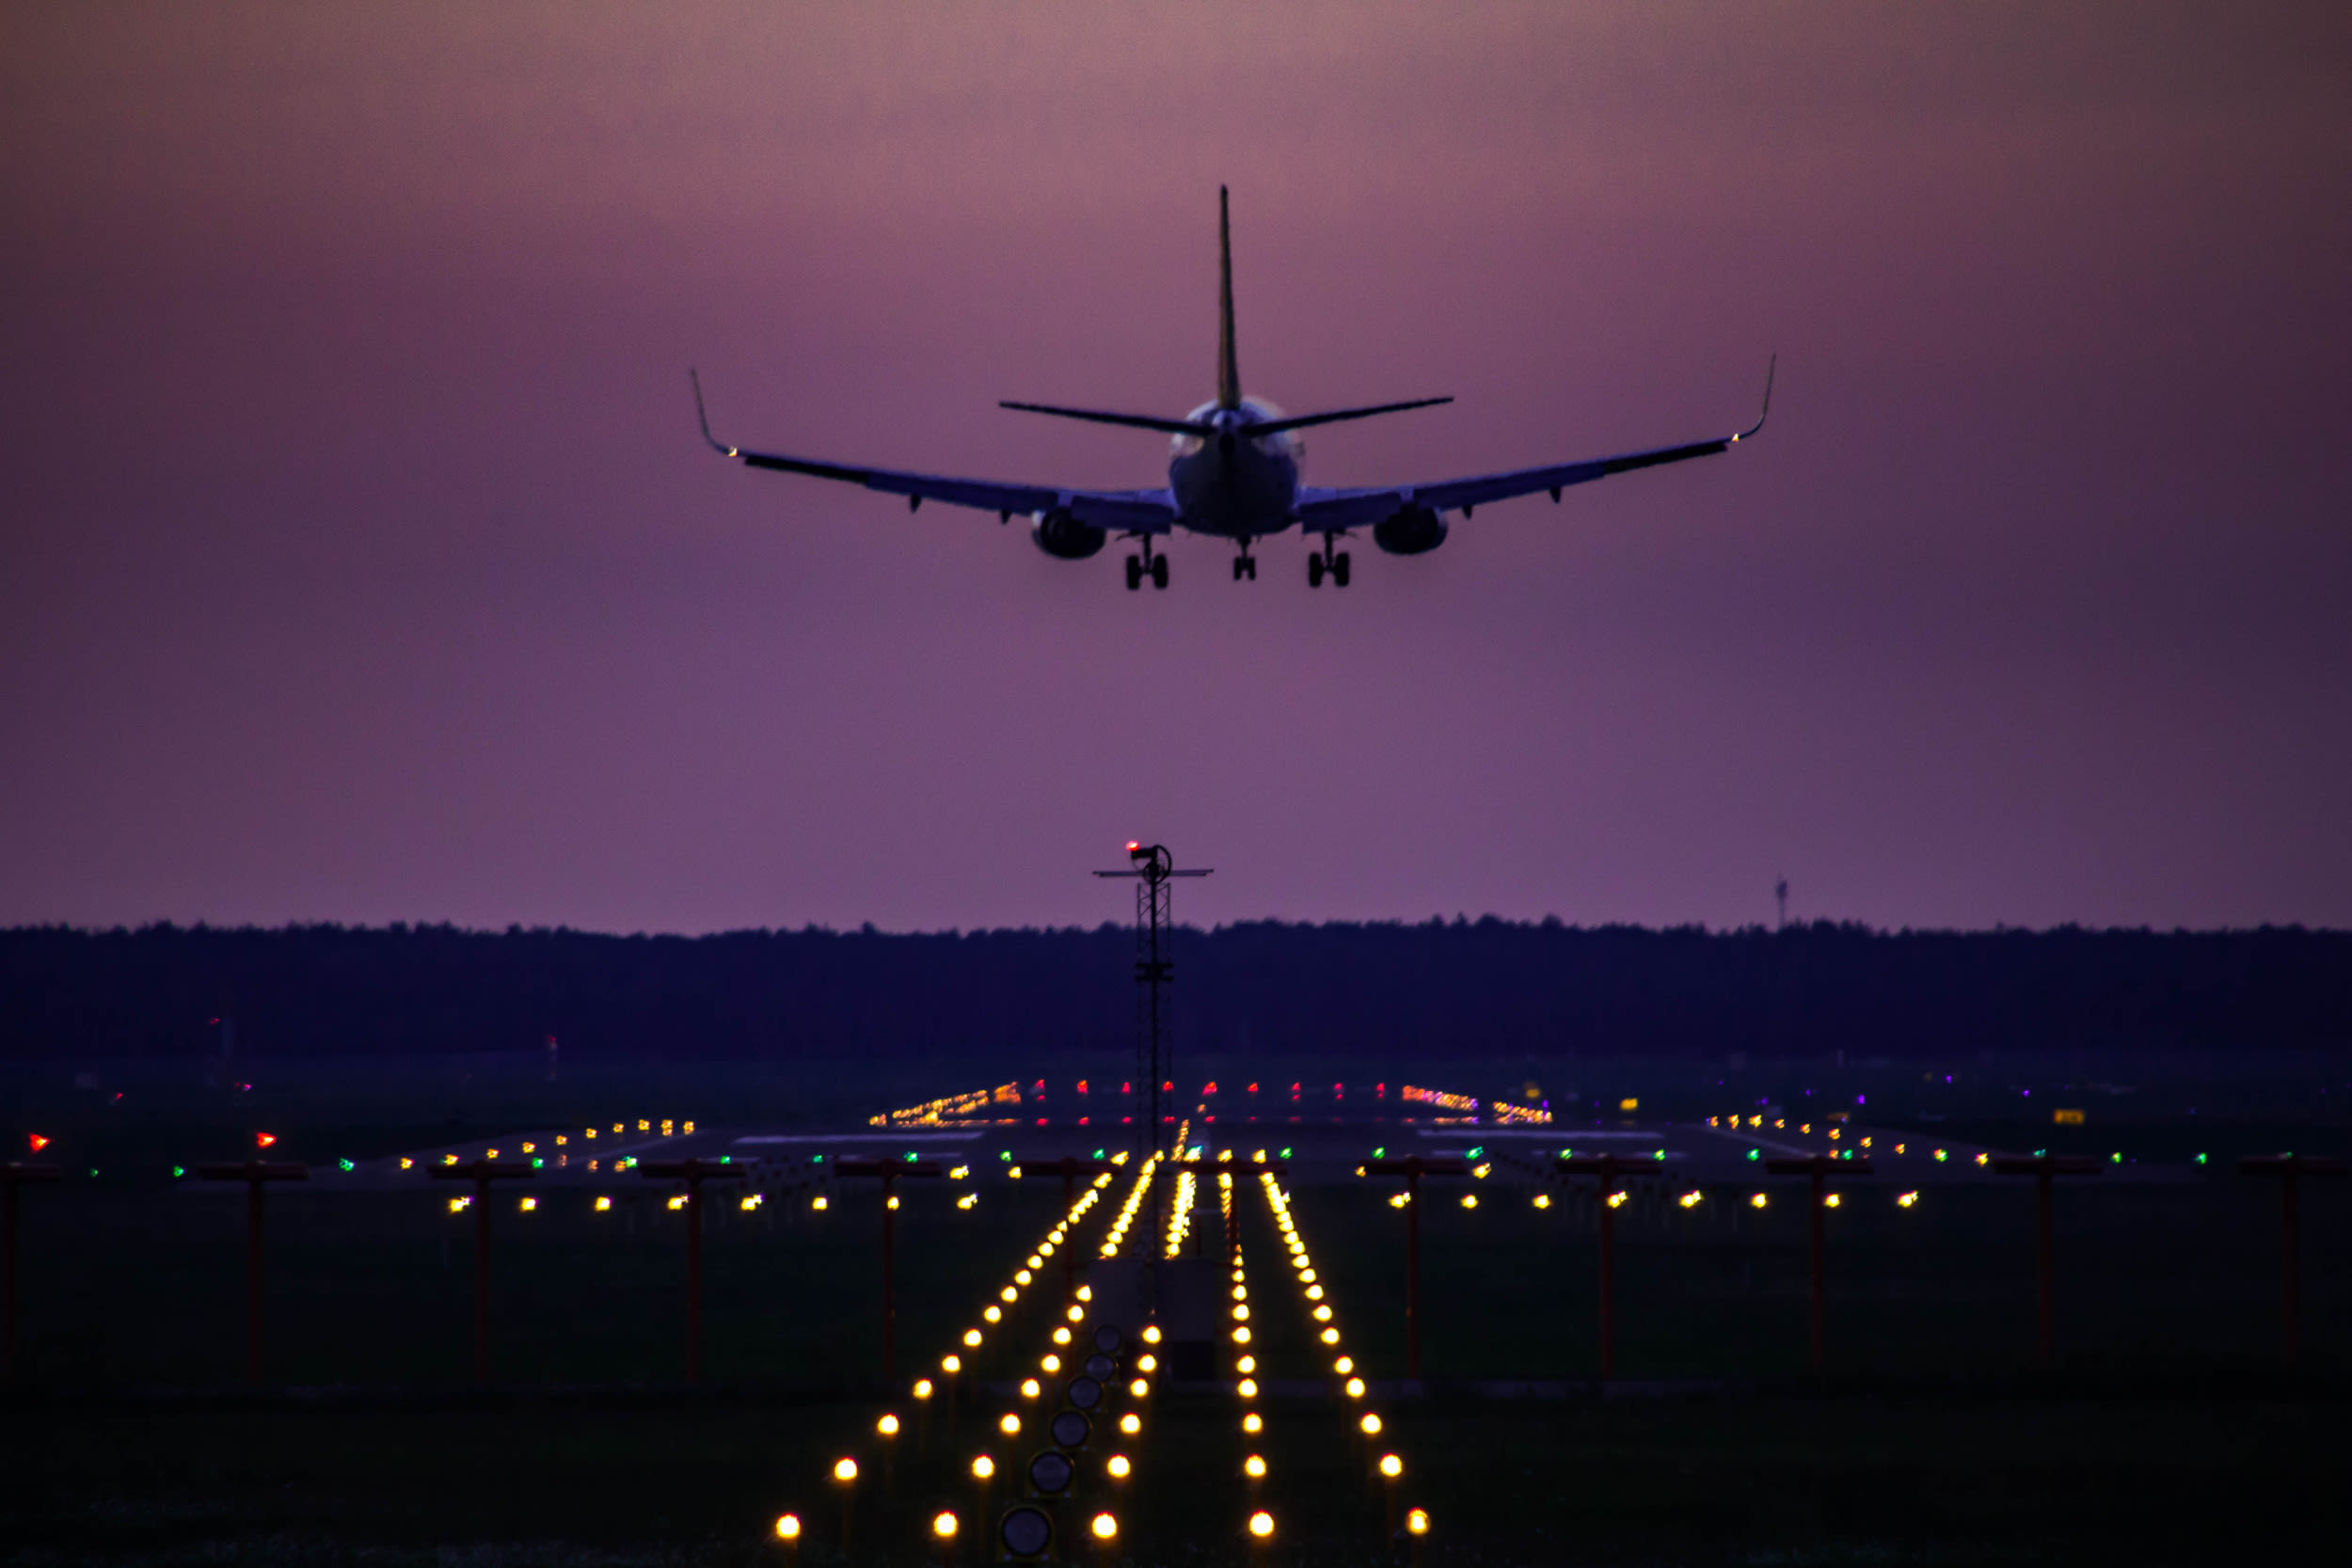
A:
[1094,842,1211,1164]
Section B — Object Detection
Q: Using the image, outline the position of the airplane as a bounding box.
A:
[692,187,1771,591]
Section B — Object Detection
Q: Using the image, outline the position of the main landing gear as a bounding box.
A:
[1232,546,1257,581]
[1125,541,1169,591]
[1308,535,1351,588]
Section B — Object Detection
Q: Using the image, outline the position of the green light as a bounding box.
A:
[172,1165,185,1179]
[2110,1152,2122,1164]
[812,1154,825,1164]
[1655,1149,1666,1161]
[1747,1148,1760,1161]
[721,1155,732,1164]
[1374,1147,1386,1158]
[2196,1153,2208,1164]
[1000,1151,1011,1161]
[1092,1148,1105,1160]
[905,1151,917,1162]
[338,1158,355,1172]
[532,1157,545,1168]
[1468,1147,1484,1159]
[1280,1148,1292,1159]
[2035,1149,2047,1157]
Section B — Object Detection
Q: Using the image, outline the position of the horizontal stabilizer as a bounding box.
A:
[998,394,1453,439]
[1248,396,1452,436]
[997,402,1214,436]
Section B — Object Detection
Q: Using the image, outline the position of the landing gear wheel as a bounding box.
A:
[1333,551,1351,588]
[1151,555,1169,591]
[1232,555,1246,581]
[1246,556,1257,579]
[1308,554,1326,588]
[1124,555,1143,592]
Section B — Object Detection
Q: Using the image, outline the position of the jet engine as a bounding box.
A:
[1372,504,1448,555]
[1030,509,1107,560]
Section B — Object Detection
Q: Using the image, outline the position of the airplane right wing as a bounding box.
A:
[1295,359,1772,531]
[694,373,1177,533]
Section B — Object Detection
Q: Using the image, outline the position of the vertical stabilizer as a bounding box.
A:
[1216,186,1241,410]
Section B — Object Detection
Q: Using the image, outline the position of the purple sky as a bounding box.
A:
[5,2,2348,935]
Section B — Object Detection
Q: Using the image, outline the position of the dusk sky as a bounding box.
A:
[5,2,2347,936]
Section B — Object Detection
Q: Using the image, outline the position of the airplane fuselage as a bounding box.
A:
[1167,401,1300,540]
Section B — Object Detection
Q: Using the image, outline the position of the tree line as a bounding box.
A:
[0,919,2345,1063]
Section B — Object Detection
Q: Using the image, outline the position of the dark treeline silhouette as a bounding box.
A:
[1,920,2346,1064]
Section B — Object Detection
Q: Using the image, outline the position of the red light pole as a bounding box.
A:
[1363,1155,1468,1382]
[640,1158,747,1384]
[429,1159,534,1384]
[3,1162,63,1383]
[1558,1154,1667,1381]
[197,1160,309,1384]
[1764,1155,1874,1374]
[2237,1155,2345,1369]
[1012,1158,1113,1293]
[834,1157,943,1386]
[1991,1154,2098,1367]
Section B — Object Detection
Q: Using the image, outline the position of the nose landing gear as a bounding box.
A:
[1308,535,1351,588]
[1232,546,1257,581]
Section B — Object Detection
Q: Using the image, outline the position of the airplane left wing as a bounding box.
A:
[694,372,1176,533]
[1295,359,1772,532]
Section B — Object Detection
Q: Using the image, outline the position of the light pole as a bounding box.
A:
[639,1157,748,1383]
[196,1160,309,1384]
[1764,1154,1874,1374]
[1558,1153,1668,1381]
[1363,1155,1468,1382]
[835,1156,944,1386]
[2,1162,62,1382]
[1991,1154,2099,1368]
[2238,1154,2345,1369]
[429,1158,534,1384]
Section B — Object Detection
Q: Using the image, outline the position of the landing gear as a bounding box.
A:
[1232,547,1257,581]
[1125,543,1169,591]
[1308,535,1352,588]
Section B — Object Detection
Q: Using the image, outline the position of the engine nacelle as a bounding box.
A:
[1373,505,1448,555]
[1030,509,1107,560]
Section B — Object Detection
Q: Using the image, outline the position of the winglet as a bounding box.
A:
[1216,186,1241,411]
[689,369,738,457]
[1731,354,1774,442]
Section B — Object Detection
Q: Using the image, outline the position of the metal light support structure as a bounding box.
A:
[1363,1155,1468,1381]
[1558,1153,1667,1381]
[2,1163,63,1382]
[639,1158,748,1384]
[2238,1154,2345,1368]
[1093,844,1212,1164]
[1012,1157,1114,1293]
[1990,1154,2099,1367]
[1764,1155,1874,1374]
[196,1160,310,1384]
[430,1159,535,1384]
[834,1157,944,1385]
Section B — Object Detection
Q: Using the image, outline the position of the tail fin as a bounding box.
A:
[1216,186,1241,410]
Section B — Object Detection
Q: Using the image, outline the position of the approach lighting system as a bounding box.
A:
[999,1504,1054,1560]
[1027,1450,1075,1498]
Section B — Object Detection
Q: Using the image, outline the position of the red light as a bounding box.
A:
[1076,1081,1089,1095]
[27,1133,50,1152]
[1125,841,1140,853]
[1161,1081,1172,1093]
[1122,1083,1132,1094]
[1248,1084,1259,1094]
[255,1132,277,1148]
[1203,1082,1217,1095]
